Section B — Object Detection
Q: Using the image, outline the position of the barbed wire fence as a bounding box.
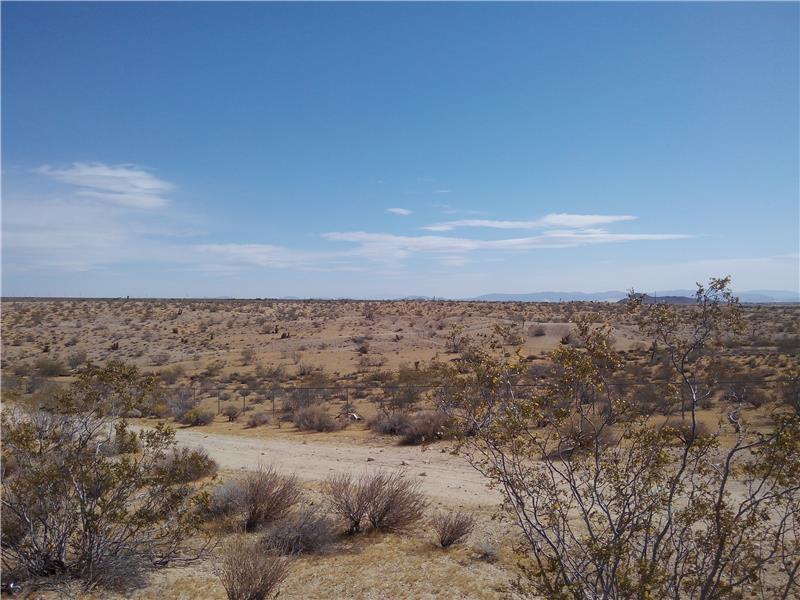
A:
[190,378,796,420]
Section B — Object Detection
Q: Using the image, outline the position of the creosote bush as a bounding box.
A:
[1,364,212,592]
[430,511,475,548]
[214,537,290,600]
[156,447,218,483]
[439,278,800,599]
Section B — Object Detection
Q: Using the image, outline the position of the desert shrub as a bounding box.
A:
[247,412,272,428]
[240,468,302,532]
[222,405,241,422]
[776,336,800,354]
[555,413,616,454]
[241,348,256,365]
[204,359,227,378]
[529,324,547,337]
[439,279,800,599]
[368,412,411,435]
[1,388,212,590]
[473,538,499,563]
[156,447,218,483]
[431,511,475,547]
[169,387,198,421]
[324,471,427,534]
[742,387,772,408]
[261,364,287,382]
[67,350,88,370]
[206,480,246,520]
[323,472,374,534]
[100,420,141,456]
[34,357,66,377]
[159,365,185,385]
[293,405,340,432]
[400,411,452,445]
[214,537,290,600]
[662,418,713,445]
[151,352,170,366]
[631,383,679,416]
[150,402,171,419]
[262,508,336,555]
[781,375,800,415]
[365,472,427,532]
[179,408,215,426]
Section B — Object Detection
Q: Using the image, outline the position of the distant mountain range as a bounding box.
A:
[468,289,800,303]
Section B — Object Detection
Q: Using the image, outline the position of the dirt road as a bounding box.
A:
[169,428,501,508]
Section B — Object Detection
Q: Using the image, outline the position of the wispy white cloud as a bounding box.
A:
[323,228,690,262]
[3,162,692,284]
[440,255,469,267]
[424,213,637,232]
[34,162,174,209]
[433,189,452,194]
[387,207,412,216]
[541,213,637,228]
[193,243,323,270]
[433,203,485,216]
[2,196,177,272]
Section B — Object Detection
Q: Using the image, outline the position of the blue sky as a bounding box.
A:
[2,2,798,298]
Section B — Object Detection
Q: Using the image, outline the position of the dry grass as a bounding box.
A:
[118,527,518,600]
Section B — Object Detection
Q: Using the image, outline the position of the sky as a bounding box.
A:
[2,2,798,298]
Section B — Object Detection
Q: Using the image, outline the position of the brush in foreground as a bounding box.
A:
[214,536,290,600]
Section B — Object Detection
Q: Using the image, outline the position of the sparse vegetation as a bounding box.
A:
[2,281,798,598]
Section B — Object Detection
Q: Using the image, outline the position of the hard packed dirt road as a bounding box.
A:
[169,428,501,508]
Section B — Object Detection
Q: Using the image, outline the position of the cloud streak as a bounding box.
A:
[424,213,637,231]
[387,207,412,216]
[323,228,690,261]
[4,162,692,283]
[34,162,174,209]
